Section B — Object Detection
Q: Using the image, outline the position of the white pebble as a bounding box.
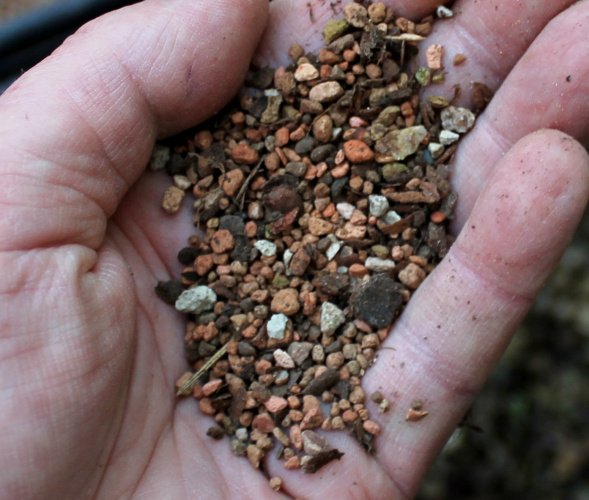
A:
[326,240,342,261]
[336,202,355,220]
[365,257,396,273]
[428,142,445,159]
[175,286,217,314]
[254,239,277,257]
[383,210,402,225]
[439,130,460,146]
[436,5,453,18]
[368,195,389,218]
[267,313,289,340]
[321,302,346,336]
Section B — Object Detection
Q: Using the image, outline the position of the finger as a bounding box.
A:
[257,0,450,67]
[452,1,589,226]
[418,0,575,108]
[0,0,268,252]
[362,129,589,497]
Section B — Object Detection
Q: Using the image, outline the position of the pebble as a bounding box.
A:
[210,229,234,254]
[301,430,330,456]
[313,114,334,143]
[428,142,445,159]
[222,169,246,196]
[343,139,374,163]
[343,2,368,27]
[309,81,344,103]
[149,144,170,171]
[439,129,460,145]
[267,313,289,339]
[351,275,403,328]
[273,349,296,369]
[271,288,301,316]
[294,63,319,82]
[261,90,283,124]
[321,302,346,336]
[375,125,428,161]
[362,420,382,436]
[253,413,275,433]
[326,240,342,261]
[383,210,402,225]
[441,106,476,133]
[308,217,334,236]
[322,19,349,44]
[232,144,259,165]
[425,44,444,70]
[368,2,386,23]
[365,257,396,272]
[368,195,389,218]
[161,186,185,214]
[254,240,277,257]
[247,444,264,468]
[336,202,355,220]
[175,286,217,314]
[288,342,314,366]
[398,262,427,289]
[374,106,401,127]
[289,247,312,275]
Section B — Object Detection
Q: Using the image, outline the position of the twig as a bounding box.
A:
[176,342,229,396]
[384,34,426,43]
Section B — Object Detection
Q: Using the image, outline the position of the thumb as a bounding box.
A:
[0,0,268,252]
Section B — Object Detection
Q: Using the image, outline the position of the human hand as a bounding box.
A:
[0,1,587,499]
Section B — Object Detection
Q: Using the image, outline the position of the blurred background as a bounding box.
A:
[2,1,588,498]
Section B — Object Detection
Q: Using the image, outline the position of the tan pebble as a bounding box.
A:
[271,288,300,316]
[222,168,245,196]
[302,395,321,414]
[335,222,366,240]
[365,63,382,79]
[194,130,213,150]
[308,216,334,236]
[273,427,291,447]
[300,407,324,430]
[289,247,312,276]
[210,229,234,254]
[232,144,259,165]
[398,262,427,290]
[344,139,374,163]
[343,2,368,27]
[295,63,319,82]
[325,352,345,370]
[162,186,185,214]
[175,372,192,396]
[309,81,344,103]
[265,395,288,413]
[269,477,283,491]
[368,2,386,23]
[331,416,345,430]
[349,209,367,225]
[313,114,334,143]
[349,385,365,404]
[288,43,305,61]
[247,444,264,468]
[363,420,382,436]
[426,44,444,70]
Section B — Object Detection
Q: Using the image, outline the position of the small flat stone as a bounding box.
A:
[425,43,444,70]
[383,210,402,225]
[375,125,428,161]
[254,240,277,257]
[441,106,476,133]
[267,313,289,340]
[398,262,427,289]
[289,247,312,276]
[161,186,185,214]
[294,63,320,82]
[273,349,296,369]
[309,81,344,103]
[428,142,445,159]
[175,286,217,314]
[301,430,330,456]
[264,395,287,414]
[365,257,396,273]
[308,217,334,236]
[288,342,314,366]
[368,195,389,218]
[336,202,355,220]
[439,130,460,146]
[321,302,346,336]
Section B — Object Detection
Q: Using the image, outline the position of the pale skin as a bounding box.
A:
[0,0,588,498]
